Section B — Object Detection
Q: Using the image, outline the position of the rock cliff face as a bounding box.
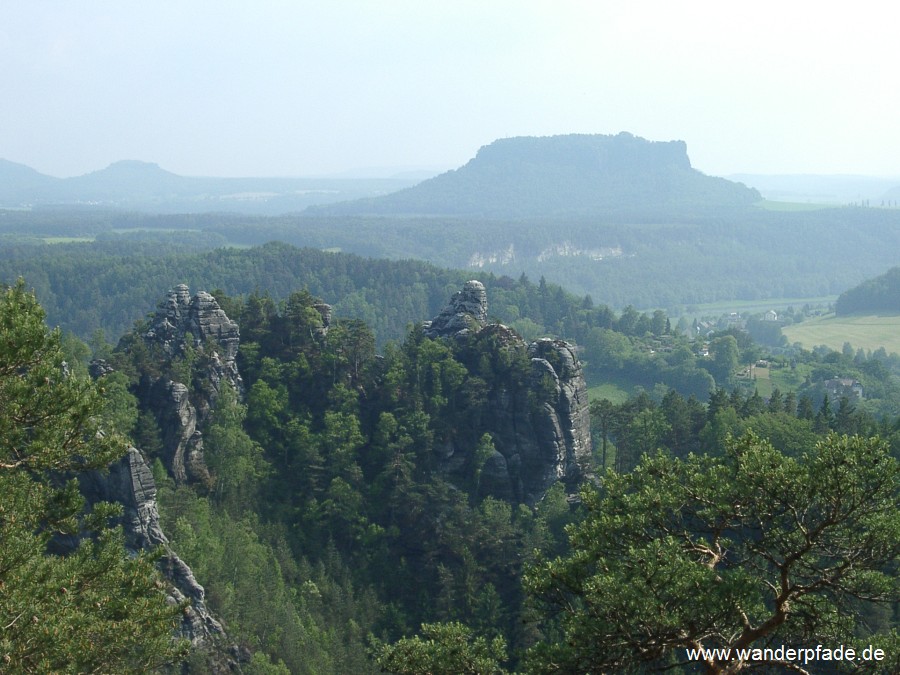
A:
[425,282,592,504]
[84,285,247,667]
[312,302,333,338]
[79,449,226,647]
[423,280,488,339]
[140,285,242,484]
[144,284,242,395]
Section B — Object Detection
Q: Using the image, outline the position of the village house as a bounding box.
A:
[823,377,864,400]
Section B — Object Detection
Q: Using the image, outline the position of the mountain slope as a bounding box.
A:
[313,133,761,217]
[0,160,421,213]
[835,266,900,315]
[0,159,61,205]
[59,160,194,201]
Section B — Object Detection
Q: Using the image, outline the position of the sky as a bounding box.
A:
[3,1,900,179]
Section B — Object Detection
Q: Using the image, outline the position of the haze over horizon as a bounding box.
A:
[4,2,900,180]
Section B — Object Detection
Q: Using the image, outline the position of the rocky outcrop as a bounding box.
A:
[149,380,208,485]
[88,358,115,379]
[87,285,248,668]
[313,302,333,338]
[425,282,592,504]
[144,284,242,398]
[527,338,592,493]
[139,285,242,485]
[423,280,488,339]
[476,332,591,504]
[78,448,225,647]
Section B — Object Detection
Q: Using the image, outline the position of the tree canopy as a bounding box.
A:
[0,281,185,672]
[524,432,900,674]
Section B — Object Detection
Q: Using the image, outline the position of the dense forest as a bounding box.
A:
[9,239,900,418]
[3,266,898,672]
[836,266,900,315]
[6,199,900,312]
[1,134,899,672]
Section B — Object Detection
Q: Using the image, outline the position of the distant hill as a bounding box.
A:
[58,161,194,201]
[0,160,420,214]
[835,266,900,315]
[311,133,762,218]
[0,159,62,202]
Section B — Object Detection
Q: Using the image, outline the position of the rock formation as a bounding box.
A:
[424,282,592,504]
[139,285,243,484]
[144,284,242,397]
[78,448,226,647]
[148,379,208,484]
[312,302,333,338]
[527,337,592,493]
[83,285,248,669]
[423,280,488,339]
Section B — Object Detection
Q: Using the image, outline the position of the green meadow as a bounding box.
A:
[782,313,900,355]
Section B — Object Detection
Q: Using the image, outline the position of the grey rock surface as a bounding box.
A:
[313,302,333,338]
[428,285,592,504]
[78,448,225,647]
[77,287,249,669]
[140,286,243,486]
[149,380,209,485]
[478,338,591,503]
[145,284,242,394]
[423,280,488,338]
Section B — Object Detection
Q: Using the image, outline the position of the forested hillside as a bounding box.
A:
[311,133,761,218]
[3,269,899,672]
[11,239,900,413]
[96,281,900,671]
[836,266,900,315]
[6,132,900,311]
[0,240,729,401]
[7,202,900,312]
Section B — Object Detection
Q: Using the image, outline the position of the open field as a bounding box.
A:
[587,380,631,404]
[743,362,812,396]
[746,365,773,398]
[782,313,900,354]
[689,295,836,316]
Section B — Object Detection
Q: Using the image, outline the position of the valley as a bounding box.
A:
[1,134,898,674]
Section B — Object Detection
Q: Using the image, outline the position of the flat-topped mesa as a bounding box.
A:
[423,280,488,338]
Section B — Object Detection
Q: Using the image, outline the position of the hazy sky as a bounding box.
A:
[3,1,899,178]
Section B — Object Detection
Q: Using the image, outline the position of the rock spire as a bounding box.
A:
[423,280,488,338]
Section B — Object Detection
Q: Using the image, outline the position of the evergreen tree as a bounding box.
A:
[0,281,186,672]
[374,622,508,675]
[525,433,900,673]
